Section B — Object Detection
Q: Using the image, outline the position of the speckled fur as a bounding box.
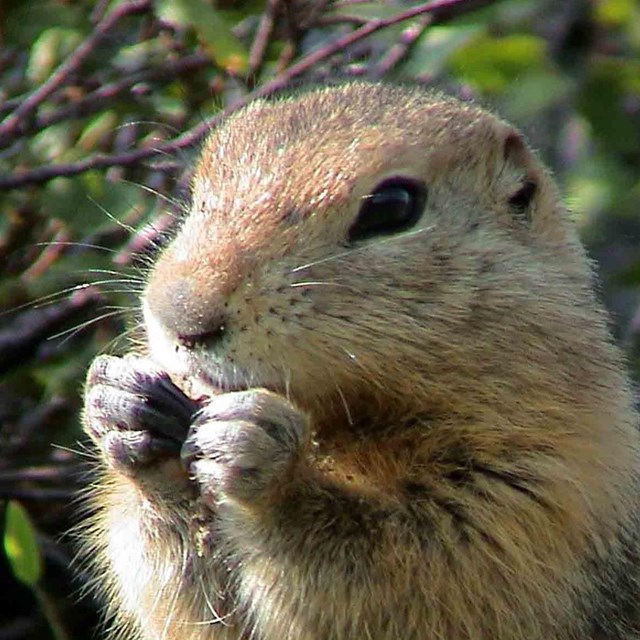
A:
[81,83,640,640]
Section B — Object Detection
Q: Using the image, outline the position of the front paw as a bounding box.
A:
[181,390,309,507]
[83,354,199,474]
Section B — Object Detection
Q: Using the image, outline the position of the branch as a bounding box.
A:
[27,53,212,136]
[255,0,498,95]
[370,15,433,78]
[247,0,281,78]
[0,0,152,146]
[0,0,498,192]
[0,288,101,375]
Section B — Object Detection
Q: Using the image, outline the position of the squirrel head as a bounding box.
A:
[142,83,593,427]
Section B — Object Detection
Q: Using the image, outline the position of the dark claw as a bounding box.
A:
[137,375,200,442]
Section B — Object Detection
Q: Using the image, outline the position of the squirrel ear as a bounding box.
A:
[499,130,539,222]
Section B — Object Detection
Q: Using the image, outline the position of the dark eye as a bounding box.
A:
[348,177,428,243]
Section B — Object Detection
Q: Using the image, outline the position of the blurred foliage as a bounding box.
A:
[0,0,639,638]
[4,500,43,587]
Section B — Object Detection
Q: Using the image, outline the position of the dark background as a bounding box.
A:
[1,0,639,638]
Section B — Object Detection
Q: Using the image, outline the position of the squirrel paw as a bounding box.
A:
[181,389,308,506]
[83,355,198,473]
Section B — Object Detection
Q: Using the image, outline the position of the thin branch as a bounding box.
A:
[0,0,152,146]
[258,0,498,94]
[0,288,102,376]
[370,15,433,78]
[316,14,370,27]
[0,0,498,192]
[330,0,373,8]
[31,53,212,136]
[247,0,281,78]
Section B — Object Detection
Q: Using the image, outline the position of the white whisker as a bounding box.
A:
[196,572,231,625]
[336,383,353,426]
[52,442,94,460]
[83,268,143,279]
[289,280,363,294]
[48,310,126,343]
[86,196,138,236]
[291,225,434,273]
[33,240,120,254]
[122,178,183,213]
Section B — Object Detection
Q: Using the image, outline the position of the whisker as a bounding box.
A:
[196,573,230,625]
[127,218,175,255]
[290,250,353,274]
[0,282,98,315]
[33,240,120,254]
[99,304,136,313]
[116,120,182,135]
[99,322,144,355]
[48,309,126,343]
[121,178,183,214]
[92,292,140,300]
[289,280,364,295]
[83,268,143,279]
[2,269,142,317]
[78,280,141,291]
[291,225,434,273]
[283,364,293,403]
[336,383,353,426]
[86,196,138,236]
[52,442,94,460]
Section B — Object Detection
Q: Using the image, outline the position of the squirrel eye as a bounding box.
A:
[348,177,428,243]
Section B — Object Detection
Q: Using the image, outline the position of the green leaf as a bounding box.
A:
[77,111,118,151]
[502,72,571,120]
[41,171,153,235]
[4,501,43,587]
[27,27,83,84]
[401,25,483,78]
[449,33,547,93]
[157,0,248,74]
[327,2,406,22]
[595,0,635,26]
[3,0,87,48]
[577,58,640,154]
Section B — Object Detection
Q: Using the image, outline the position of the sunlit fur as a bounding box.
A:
[81,83,640,640]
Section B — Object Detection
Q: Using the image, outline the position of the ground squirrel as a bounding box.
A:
[81,83,640,640]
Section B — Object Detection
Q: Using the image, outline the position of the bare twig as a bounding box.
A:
[0,0,152,146]
[370,15,433,78]
[32,53,212,135]
[330,0,374,8]
[0,288,101,375]
[258,0,498,93]
[248,0,281,78]
[316,14,370,27]
[0,0,498,191]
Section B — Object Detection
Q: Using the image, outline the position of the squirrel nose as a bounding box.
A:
[145,276,228,348]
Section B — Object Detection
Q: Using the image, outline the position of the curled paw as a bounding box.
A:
[83,354,199,472]
[181,389,309,506]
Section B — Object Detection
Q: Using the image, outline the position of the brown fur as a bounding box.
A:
[81,83,640,639]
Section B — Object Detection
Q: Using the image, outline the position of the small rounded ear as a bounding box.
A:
[497,130,540,222]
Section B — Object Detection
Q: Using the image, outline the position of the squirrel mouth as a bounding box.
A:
[176,364,268,401]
